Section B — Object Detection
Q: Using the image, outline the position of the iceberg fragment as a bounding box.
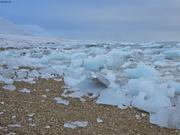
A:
[125,62,159,79]
[84,55,106,71]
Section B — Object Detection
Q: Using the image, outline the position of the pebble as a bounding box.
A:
[29,123,36,127]
[97,117,103,123]
[141,113,146,117]
[41,100,45,102]
[6,132,16,135]
[28,118,33,121]
[135,114,141,120]
[45,125,51,129]
[12,115,16,119]
[0,101,4,105]
[27,113,35,117]
[45,89,50,92]
[41,95,47,98]
[8,124,21,128]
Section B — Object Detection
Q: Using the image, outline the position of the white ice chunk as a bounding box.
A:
[150,106,180,129]
[125,62,159,79]
[97,117,103,123]
[66,77,104,99]
[3,78,14,84]
[126,78,173,113]
[121,61,132,68]
[6,132,16,135]
[3,85,16,91]
[164,50,179,60]
[48,58,70,66]
[21,78,35,84]
[27,113,35,117]
[84,55,106,71]
[1,69,15,79]
[54,97,69,105]
[71,52,87,60]
[16,69,28,79]
[97,88,130,109]
[8,124,21,128]
[168,80,180,94]
[150,96,180,129]
[132,92,171,113]
[70,59,83,68]
[88,72,110,88]
[64,121,88,129]
[28,70,39,78]
[106,52,125,70]
[89,47,106,55]
[19,88,31,93]
[154,61,168,67]
[64,75,86,87]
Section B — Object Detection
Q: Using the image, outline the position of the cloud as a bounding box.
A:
[0,0,180,41]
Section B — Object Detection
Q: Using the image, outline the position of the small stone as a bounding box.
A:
[6,132,16,135]
[141,113,146,117]
[97,117,103,123]
[41,95,47,98]
[41,100,45,102]
[12,115,16,119]
[0,102,4,105]
[27,113,35,117]
[45,89,50,92]
[45,125,50,129]
[54,78,62,82]
[19,88,31,94]
[135,114,141,120]
[28,118,32,121]
[54,97,69,106]
[8,124,21,128]
[29,123,36,127]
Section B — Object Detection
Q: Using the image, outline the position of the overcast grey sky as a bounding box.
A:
[0,0,180,41]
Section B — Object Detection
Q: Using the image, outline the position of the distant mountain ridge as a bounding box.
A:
[0,16,29,35]
[18,25,51,37]
[0,16,50,36]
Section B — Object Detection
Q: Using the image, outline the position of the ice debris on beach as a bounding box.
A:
[19,88,31,94]
[54,97,69,105]
[64,121,88,129]
[3,85,16,91]
[97,117,103,123]
[8,124,21,128]
[0,35,179,129]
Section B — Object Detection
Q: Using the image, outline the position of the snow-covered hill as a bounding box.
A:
[18,25,51,37]
[0,16,28,35]
[0,16,50,37]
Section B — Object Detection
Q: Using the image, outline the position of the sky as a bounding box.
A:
[0,0,180,42]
